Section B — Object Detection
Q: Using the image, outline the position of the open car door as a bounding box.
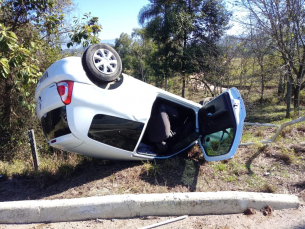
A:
[198,88,246,161]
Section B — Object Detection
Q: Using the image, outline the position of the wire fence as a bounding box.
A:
[240,116,305,146]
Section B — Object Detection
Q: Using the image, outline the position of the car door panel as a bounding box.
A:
[198,88,246,161]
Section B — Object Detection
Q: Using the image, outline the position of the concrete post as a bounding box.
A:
[28,129,39,171]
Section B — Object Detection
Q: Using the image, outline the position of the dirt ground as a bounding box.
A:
[1,92,305,228]
[1,205,304,229]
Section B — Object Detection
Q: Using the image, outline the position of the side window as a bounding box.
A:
[88,114,144,151]
[202,127,235,156]
[41,106,71,140]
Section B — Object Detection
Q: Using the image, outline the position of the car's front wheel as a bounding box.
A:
[82,43,122,84]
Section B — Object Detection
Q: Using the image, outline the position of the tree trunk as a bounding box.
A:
[278,71,284,97]
[182,75,185,98]
[286,81,292,118]
[284,64,292,103]
[293,83,300,115]
[260,69,265,103]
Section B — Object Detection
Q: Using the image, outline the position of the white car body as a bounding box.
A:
[35,56,246,161]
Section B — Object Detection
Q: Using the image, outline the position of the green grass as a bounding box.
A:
[142,160,161,176]
[0,153,89,187]
[181,159,196,186]
[1,78,305,200]
[213,162,227,171]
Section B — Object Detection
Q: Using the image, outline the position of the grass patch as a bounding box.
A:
[142,160,161,176]
[213,162,227,171]
[181,159,196,186]
[0,153,92,188]
[278,147,296,165]
[1,87,305,201]
[260,183,277,193]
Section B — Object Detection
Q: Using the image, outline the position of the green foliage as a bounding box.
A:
[214,162,227,171]
[0,24,41,82]
[211,140,220,151]
[114,28,156,82]
[142,160,161,176]
[114,33,134,71]
[238,0,305,111]
[138,0,231,93]
[0,0,100,160]
[67,13,102,48]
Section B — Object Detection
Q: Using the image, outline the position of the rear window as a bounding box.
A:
[41,106,71,140]
[88,114,144,151]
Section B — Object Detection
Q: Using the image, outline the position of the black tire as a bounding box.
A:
[82,43,122,83]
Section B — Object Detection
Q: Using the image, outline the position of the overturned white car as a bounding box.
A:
[35,43,246,161]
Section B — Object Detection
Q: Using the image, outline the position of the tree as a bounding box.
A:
[139,0,180,91]
[114,33,134,72]
[67,13,102,48]
[239,0,305,113]
[131,28,156,82]
[114,29,156,82]
[139,0,231,96]
[0,0,102,160]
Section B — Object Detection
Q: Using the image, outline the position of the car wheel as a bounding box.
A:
[82,43,122,83]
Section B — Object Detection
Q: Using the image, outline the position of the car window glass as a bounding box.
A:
[202,127,235,156]
[41,106,71,140]
[88,114,144,151]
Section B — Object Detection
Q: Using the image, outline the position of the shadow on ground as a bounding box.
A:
[245,145,268,175]
[0,149,204,202]
[0,159,140,202]
[245,107,287,123]
[139,149,205,192]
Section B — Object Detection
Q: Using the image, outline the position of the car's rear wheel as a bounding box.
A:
[82,43,122,83]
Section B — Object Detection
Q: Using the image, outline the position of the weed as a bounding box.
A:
[273,162,281,170]
[214,162,227,171]
[296,126,305,132]
[0,153,86,189]
[211,141,220,151]
[254,130,263,137]
[181,159,196,186]
[223,175,237,182]
[246,174,266,190]
[281,170,290,178]
[110,174,115,182]
[57,164,74,179]
[278,147,296,165]
[241,132,253,143]
[142,160,161,176]
[291,145,305,154]
[281,128,292,138]
[260,183,277,193]
[228,175,237,182]
[131,187,139,193]
[229,160,247,175]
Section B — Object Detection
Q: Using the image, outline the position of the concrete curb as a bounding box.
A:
[0,191,299,223]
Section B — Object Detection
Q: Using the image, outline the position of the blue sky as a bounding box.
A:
[72,0,150,41]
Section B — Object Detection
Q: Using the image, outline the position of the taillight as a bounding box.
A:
[56,81,74,105]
